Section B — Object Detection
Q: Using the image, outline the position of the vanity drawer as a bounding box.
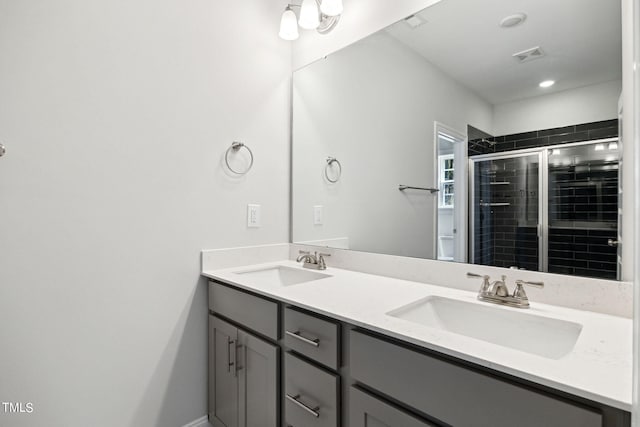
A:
[349,386,437,427]
[349,330,603,427]
[284,307,339,370]
[285,352,339,427]
[208,281,279,340]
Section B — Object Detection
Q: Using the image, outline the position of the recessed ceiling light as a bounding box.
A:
[500,13,527,28]
[539,80,555,88]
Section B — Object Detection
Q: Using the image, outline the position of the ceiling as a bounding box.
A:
[385,0,622,105]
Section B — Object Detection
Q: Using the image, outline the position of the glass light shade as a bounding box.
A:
[279,7,299,40]
[299,0,320,29]
[320,0,343,16]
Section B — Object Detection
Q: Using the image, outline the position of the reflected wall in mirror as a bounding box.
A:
[292,0,622,280]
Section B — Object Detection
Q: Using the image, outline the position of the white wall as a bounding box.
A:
[492,80,622,136]
[292,32,492,258]
[0,1,291,427]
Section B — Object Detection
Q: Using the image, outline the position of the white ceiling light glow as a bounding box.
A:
[539,80,555,88]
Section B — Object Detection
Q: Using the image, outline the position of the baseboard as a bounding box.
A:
[181,415,210,427]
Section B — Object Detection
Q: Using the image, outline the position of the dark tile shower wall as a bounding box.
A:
[473,157,539,271]
[469,120,619,280]
[548,229,617,279]
[547,162,618,279]
[468,119,618,156]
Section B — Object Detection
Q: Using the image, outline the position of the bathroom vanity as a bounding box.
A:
[202,261,632,427]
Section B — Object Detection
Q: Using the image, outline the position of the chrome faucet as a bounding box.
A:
[467,272,544,308]
[296,250,330,270]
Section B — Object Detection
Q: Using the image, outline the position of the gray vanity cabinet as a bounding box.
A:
[209,315,278,427]
[349,329,604,427]
[349,386,436,427]
[207,280,630,427]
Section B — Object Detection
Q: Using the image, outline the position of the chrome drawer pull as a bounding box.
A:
[285,330,320,347]
[286,393,320,418]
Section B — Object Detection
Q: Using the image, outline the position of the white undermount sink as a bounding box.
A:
[387,296,583,359]
[233,265,331,286]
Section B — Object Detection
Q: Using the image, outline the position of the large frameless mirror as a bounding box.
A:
[291,0,623,280]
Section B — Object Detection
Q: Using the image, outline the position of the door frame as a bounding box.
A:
[434,122,467,262]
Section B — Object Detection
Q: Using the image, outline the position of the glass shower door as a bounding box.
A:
[547,141,620,279]
[470,153,541,270]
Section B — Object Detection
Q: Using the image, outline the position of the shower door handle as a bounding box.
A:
[608,239,619,247]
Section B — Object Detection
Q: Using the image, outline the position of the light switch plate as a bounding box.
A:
[313,205,323,225]
[247,204,261,228]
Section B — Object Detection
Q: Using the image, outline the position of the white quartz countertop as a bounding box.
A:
[202,260,632,411]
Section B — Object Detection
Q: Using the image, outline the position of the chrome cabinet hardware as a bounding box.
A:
[227,339,243,376]
[285,330,320,347]
[228,339,236,375]
[286,394,320,418]
[608,239,619,247]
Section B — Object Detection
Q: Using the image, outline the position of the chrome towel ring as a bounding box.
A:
[325,156,342,183]
[225,141,254,175]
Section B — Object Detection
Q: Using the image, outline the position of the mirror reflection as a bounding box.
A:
[292,0,622,280]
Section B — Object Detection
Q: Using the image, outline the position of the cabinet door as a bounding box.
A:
[349,387,436,427]
[210,316,239,427]
[237,329,279,427]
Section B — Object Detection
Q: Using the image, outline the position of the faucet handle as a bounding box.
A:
[467,272,491,292]
[513,279,544,299]
[318,253,330,268]
[466,272,489,279]
[516,279,544,288]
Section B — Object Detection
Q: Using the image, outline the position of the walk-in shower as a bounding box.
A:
[470,138,620,280]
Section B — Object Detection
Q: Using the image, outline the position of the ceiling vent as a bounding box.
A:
[404,14,427,29]
[512,46,545,63]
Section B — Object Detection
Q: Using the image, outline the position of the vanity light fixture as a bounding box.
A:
[279,0,342,40]
[608,142,618,150]
[320,0,343,16]
[279,5,300,40]
[299,0,320,29]
[539,80,555,88]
